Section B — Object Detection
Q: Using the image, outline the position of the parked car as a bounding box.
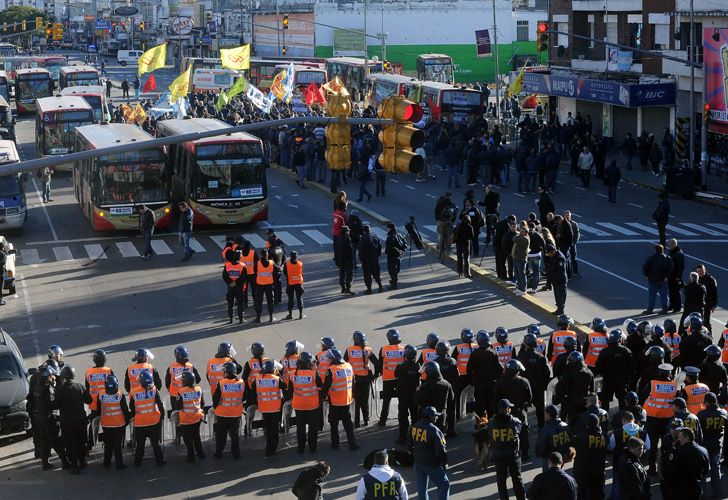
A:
[0,329,32,436]
[116,50,143,66]
[1,235,16,295]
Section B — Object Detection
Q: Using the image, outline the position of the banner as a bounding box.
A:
[304,82,325,106]
[322,76,349,97]
[220,44,250,70]
[131,103,147,125]
[227,76,249,99]
[138,43,166,76]
[270,70,287,101]
[282,62,296,103]
[149,93,173,119]
[169,67,191,103]
[475,29,492,58]
[142,74,157,93]
[119,104,134,122]
[216,91,229,111]
[247,83,273,113]
[508,64,527,97]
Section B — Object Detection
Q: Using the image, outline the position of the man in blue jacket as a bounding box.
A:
[409,406,449,500]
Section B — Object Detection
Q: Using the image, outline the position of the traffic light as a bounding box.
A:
[36,17,43,31]
[377,96,425,174]
[282,46,287,56]
[283,14,289,30]
[383,60,391,72]
[704,103,711,123]
[324,94,352,171]
[139,21,144,31]
[111,22,117,28]
[206,12,212,24]
[21,20,26,31]
[537,22,549,53]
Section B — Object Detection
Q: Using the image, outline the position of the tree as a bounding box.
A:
[0,6,48,26]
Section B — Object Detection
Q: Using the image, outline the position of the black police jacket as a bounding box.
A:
[435,356,459,387]
[573,430,607,477]
[611,406,647,432]
[535,418,572,458]
[527,467,577,500]
[680,332,712,368]
[658,431,678,474]
[409,420,448,467]
[517,350,551,391]
[54,381,91,423]
[486,413,522,459]
[573,405,608,437]
[494,375,532,411]
[699,360,727,395]
[555,367,593,409]
[697,405,728,451]
[466,346,503,388]
[616,450,650,500]
[414,376,453,413]
[32,382,56,416]
[624,336,646,366]
[552,351,573,380]
[394,360,420,396]
[664,441,710,499]
[595,344,633,383]
[673,409,703,443]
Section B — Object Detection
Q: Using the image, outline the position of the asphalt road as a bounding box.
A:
[0,51,724,498]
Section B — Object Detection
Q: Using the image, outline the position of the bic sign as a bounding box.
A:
[643,91,666,100]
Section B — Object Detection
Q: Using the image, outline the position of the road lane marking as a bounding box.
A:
[210,235,228,249]
[390,179,399,183]
[596,193,608,198]
[371,227,388,240]
[151,240,174,255]
[577,223,611,237]
[243,233,267,248]
[31,177,59,241]
[52,246,74,261]
[265,223,328,229]
[302,230,332,245]
[625,223,659,235]
[596,223,640,236]
[513,193,525,198]
[116,241,141,257]
[707,223,728,233]
[84,244,107,260]
[628,203,643,208]
[18,273,42,366]
[20,248,42,265]
[406,185,415,190]
[679,223,726,236]
[276,231,304,246]
[578,258,648,291]
[683,253,728,272]
[662,224,698,236]
[189,238,206,252]
[574,186,585,191]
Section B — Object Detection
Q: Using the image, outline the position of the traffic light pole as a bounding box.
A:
[0,117,394,177]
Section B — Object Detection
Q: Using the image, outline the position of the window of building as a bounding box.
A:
[588,16,595,48]
[516,20,529,42]
[652,23,669,50]
[679,21,703,62]
[557,22,569,48]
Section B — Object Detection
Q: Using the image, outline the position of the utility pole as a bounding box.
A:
[364,0,368,74]
[380,0,386,61]
[701,60,708,189]
[689,0,695,177]
[275,0,280,56]
[492,0,500,120]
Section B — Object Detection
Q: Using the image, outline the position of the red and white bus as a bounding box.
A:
[35,55,67,84]
[14,68,53,114]
[156,118,268,226]
[73,123,172,231]
[35,95,95,170]
[58,65,100,90]
[274,63,327,90]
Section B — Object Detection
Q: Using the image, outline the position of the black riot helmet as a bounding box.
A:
[180,371,195,388]
[92,349,107,367]
[386,329,401,345]
[426,333,440,349]
[404,344,417,361]
[298,352,313,369]
[435,341,451,357]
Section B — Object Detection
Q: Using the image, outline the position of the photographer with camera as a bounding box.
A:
[385,223,407,290]
[434,192,457,261]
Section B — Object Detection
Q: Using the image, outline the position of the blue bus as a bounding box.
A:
[0,140,26,231]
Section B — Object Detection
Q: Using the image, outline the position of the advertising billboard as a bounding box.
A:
[253,13,314,58]
[704,27,728,134]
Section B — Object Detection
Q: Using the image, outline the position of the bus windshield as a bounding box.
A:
[69,73,100,86]
[17,77,50,100]
[44,115,94,154]
[0,174,21,197]
[422,58,454,83]
[99,161,167,205]
[43,59,66,80]
[80,95,103,121]
[296,70,326,85]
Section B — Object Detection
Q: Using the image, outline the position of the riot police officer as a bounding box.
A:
[582,317,608,372]
[546,315,579,365]
[55,365,92,474]
[535,405,573,473]
[124,348,162,393]
[595,329,633,411]
[344,331,380,427]
[680,315,712,368]
[415,362,454,434]
[265,228,286,304]
[85,349,113,449]
[487,398,526,500]
[321,348,358,451]
[177,371,206,462]
[378,329,405,426]
[645,325,672,363]
[283,250,305,319]
[637,346,668,396]
[418,332,440,368]
[555,351,594,427]
[663,318,682,371]
[242,342,269,409]
[281,339,302,401]
[129,370,166,466]
[495,360,532,458]
[165,345,201,433]
[552,336,578,380]
[517,333,551,429]
[640,362,676,474]
[395,345,420,445]
[212,362,244,459]
[33,364,67,470]
[700,344,728,397]
[467,330,503,418]
[611,391,647,431]
[493,327,515,366]
[250,359,286,456]
[96,375,129,470]
[222,249,247,324]
[624,319,647,391]
[254,248,276,323]
[452,328,476,421]
[290,351,322,453]
[434,340,459,437]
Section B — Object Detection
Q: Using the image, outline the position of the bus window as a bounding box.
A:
[100,161,167,205]
[195,143,264,200]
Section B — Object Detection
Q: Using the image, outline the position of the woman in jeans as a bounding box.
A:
[453,214,474,278]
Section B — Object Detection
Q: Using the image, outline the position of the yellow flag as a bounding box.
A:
[137,43,167,76]
[508,61,528,98]
[220,44,250,70]
[131,103,147,125]
[120,104,134,122]
[270,70,287,101]
[322,76,349,97]
[169,67,191,103]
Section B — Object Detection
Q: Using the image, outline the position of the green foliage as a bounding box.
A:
[0,6,48,25]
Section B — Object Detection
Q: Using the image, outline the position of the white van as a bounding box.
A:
[116,50,143,66]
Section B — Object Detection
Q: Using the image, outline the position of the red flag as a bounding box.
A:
[304,82,325,106]
[427,97,441,121]
[142,74,157,93]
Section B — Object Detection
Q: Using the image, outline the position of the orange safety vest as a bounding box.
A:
[167,361,194,397]
[286,261,304,285]
[256,261,274,285]
[455,343,477,376]
[99,392,126,428]
[317,350,332,381]
[550,330,577,363]
[225,261,245,282]
[281,354,299,384]
[644,380,677,419]
[346,345,372,377]
[420,348,438,380]
[585,332,608,367]
[381,345,405,381]
[684,383,710,414]
[246,357,269,388]
[221,244,236,261]
[178,385,204,425]
[721,329,728,363]
[130,386,161,427]
[329,363,354,406]
[240,249,255,267]
[665,333,681,359]
[215,378,244,418]
[207,356,232,395]
[127,362,154,391]
[494,342,514,366]
[85,366,112,407]
[255,374,282,413]
[292,369,320,411]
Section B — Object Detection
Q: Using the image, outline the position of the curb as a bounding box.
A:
[621,175,728,210]
[272,165,591,339]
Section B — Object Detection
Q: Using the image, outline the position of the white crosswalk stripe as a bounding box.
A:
[596,222,640,236]
[625,223,660,235]
[151,240,174,255]
[663,224,698,236]
[116,241,141,258]
[577,223,611,237]
[276,231,304,246]
[706,223,728,234]
[302,230,332,245]
[84,244,107,260]
[243,233,267,248]
[189,238,206,252]
[210,235,228,249]
[53,246,74,262]
[370,227,389,241]
[423,225,438,234]
[21,248,42,265]
[679,223,726,236]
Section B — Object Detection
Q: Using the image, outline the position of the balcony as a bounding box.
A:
[572,0,642,11]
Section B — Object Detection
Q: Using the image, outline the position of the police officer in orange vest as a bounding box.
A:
[251,360,286,456]
[85,349,113,448]
[265,229,286,304]
[344,331,380,427]
[165,345,201,437]
[552,336,578,381]
[639,362,676,474]
[221,234,236,262]
[223,249,247,324]
[129,370,165,466]
[290,351,322,453]
[317,337,337,383]
[238,239,257,307]
[451,329,476,421]
[547,315,579,365]
[96,375,130,470]
[582,317,608,372]
[377,329,405,427]
[663,319,682,372]
[677,366,709,414]
[206,343,243,397]
[242,342,269,408]
[177,371,206,462]
[283,250,305,320]
[418,333,440,380]
[494,327,516,366]
[124,348,162,393]
[281,340,302,401]
[322,348,359,451]
[212,362,244,459]
[254,248,276,323]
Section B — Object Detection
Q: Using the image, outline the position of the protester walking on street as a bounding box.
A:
[545,244,568,315]
[454,214,474,278]
[578,146,594,188]
[512,223,530,295]
[178,202,195,261]
[652,192,670,247]
[40,167,53,203]
[137,204,155,260]
[695,264,719,334]
[666,239,684,313]
[604,160,621,203]
[622,132,637,170]
[641,244,673,315]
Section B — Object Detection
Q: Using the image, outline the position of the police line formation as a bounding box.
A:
[26,309,728,498]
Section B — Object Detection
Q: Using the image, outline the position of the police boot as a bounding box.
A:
[228,315,233,324]
[42,460,53,471]
[377,282,383,293]
[269,314,275,323]
[285,310,293,320]
[299,309,304,320]
[238,314,245,324]
[254,316,262,323]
